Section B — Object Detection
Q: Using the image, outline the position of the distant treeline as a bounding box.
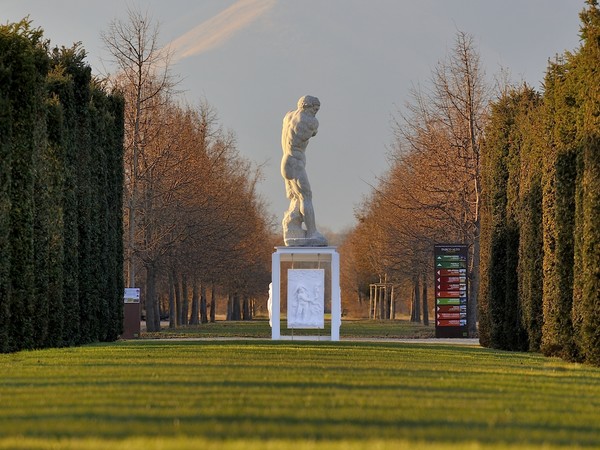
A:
[479,3,600,365]
[0,21,124,352]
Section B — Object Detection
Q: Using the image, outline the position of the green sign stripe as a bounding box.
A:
[436,255,465,261]
[436,299,461,305]
[435,261,467,269]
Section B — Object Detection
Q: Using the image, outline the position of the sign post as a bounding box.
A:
[434,244,468,338]
[123,288,141,339]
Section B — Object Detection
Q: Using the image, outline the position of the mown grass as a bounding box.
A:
[142,318,435,339]
[1,340,599,449]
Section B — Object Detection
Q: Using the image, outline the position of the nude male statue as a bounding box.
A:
[281,95,327,246]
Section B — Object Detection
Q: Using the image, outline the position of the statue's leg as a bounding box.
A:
[300,192,327,245]
[284,175,327,246]
[301,198,317,235]
[294,171,322,238]
[283,181,305,243]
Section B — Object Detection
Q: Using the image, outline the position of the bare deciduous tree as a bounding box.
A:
[346,31,489,334]
[101,6,177,291]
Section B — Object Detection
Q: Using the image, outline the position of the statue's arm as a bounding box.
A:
[310,117,319,136]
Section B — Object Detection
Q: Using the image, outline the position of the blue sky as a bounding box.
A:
[4,0,585,232]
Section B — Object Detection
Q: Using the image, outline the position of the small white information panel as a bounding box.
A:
[124,288,140,303]
[287,269,324,329]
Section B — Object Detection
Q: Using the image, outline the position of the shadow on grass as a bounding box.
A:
[2,341,600,448]
[141,318,436,340]
[6,408,600,448]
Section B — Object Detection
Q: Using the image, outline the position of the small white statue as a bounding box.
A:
[281,95,328,246]
[267,282,272,327]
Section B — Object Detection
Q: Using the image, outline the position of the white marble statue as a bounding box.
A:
[267,282,272,327]
[281,95,328,246]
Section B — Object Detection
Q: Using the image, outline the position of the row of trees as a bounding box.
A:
[102,8,275,332]
[340,31,486,334]
[479,1,600,365]
[342,1,599,365]
[0,21,124,352]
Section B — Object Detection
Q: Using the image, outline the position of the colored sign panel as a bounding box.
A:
[437,298,461,305]
[437,305,461,313]
[437,269,466,276]
[437,312,464,320]
[124,288,140,304]
[434,244,468,338]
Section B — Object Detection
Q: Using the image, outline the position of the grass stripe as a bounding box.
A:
[1,340,598,449]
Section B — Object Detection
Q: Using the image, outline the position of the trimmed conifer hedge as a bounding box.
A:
[479,1,600,366]
[577,2,600,365]
[479,88,532,351]
[0,21,124,352]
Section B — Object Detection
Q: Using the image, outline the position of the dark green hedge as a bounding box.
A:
[479,88,533,351]
[479,1,600,365]
[541,59,580,360]
[577,2,600,365]
[517,102,544,352]
[0,21,124,352]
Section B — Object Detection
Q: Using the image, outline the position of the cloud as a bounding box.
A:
[169,0,276,62]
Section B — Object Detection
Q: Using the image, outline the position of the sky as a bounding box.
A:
[4,0,586,233]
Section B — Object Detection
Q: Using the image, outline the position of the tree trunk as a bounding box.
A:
[174,270,181,327]
[422,271,429,326]
[410,286,416,322]
[190,277,199,325]
[168,270,175,328]
[231,292,241,320]
[242,295,251,320]
[181,273,189,326]
[411,275,421,323]
[153,291,160,330]
[200,283,208,324]
[386,288,392,320]
[210,283,216,323]
[469,233,480,337]
[226,293,232,321]
[145,264,160,332]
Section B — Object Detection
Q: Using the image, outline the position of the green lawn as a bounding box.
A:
[142,318,435,339]
[1,340,599,449]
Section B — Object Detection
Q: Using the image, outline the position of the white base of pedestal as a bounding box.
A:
[271,246,341,341]
[277,335,333,341]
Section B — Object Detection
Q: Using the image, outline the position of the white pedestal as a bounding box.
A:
[271,246,341,341]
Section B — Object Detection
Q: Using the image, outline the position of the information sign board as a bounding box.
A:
[434,244,468,338]
[124,288,140,303]
[122,287,141,339]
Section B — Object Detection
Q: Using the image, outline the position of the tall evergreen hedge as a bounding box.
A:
[0,21,124,353]
[44,91,66,347]
[99,91,125,341]
[3,22,47,352]
[577,2,600,364]
[516,94,544,352]
[0,36,12,353]
[479,1,600,366]
[479,88,531,351]
[540,58,580,359]
[479,94,511,349]
[48,48,81,347]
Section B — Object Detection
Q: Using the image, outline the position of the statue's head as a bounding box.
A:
[298,95,320,111]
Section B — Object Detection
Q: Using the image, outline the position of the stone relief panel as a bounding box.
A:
[287,269,325,329]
